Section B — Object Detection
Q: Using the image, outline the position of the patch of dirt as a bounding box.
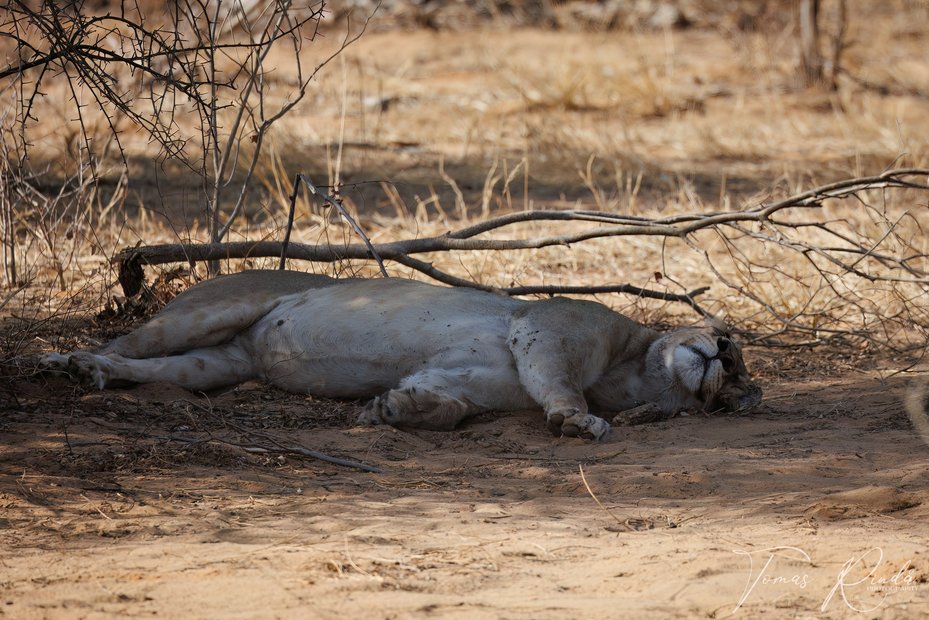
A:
[3,365,929,618]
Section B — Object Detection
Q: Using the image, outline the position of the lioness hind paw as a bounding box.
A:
[355,411,382,426]
[356,404,383,427]
[39,352,109,389]
[357,394,396,427]
[39,352,71,372]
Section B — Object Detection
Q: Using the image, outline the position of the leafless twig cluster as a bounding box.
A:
[1,1,375,253]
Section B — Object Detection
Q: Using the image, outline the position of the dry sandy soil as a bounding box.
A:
[2,346,929,619]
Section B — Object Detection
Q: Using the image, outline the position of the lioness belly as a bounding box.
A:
[241,279,525,399]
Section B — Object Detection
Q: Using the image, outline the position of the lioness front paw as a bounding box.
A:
[39,352,110,389]
[547,409,610,440]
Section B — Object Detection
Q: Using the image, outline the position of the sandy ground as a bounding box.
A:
[3,354,928,619]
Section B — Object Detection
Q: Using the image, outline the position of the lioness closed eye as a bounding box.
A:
[41,271,762,440]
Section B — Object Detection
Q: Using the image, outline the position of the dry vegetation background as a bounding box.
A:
[1,0,928,347]
[2,1,929,618]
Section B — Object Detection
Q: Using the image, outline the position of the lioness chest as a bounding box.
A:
[240,279,526,398]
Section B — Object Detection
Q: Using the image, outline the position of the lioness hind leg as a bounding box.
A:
[358,386,474,431]
[99,271,338,358]
[41,352,113,390]
[40,342,256,391]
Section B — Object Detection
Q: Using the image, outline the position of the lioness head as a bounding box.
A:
[649,324,762,414]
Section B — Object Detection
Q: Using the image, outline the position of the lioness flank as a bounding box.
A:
[42,271,762,440]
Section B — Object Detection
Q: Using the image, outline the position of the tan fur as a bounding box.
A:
[41,271,761,439]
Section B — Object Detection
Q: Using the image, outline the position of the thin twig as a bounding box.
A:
[287,174,390,277]
[164,434,384,474]
[578,464,631,531]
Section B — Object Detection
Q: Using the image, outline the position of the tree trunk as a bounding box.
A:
[799,0,823,85]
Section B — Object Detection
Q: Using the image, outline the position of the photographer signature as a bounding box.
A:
[733,545,918,613]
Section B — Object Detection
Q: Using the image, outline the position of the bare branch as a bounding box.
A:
[111,168,929,333]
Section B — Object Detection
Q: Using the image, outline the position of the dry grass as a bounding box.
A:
[2,3,929,364]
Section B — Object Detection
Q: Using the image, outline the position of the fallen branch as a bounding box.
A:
[237,443,384,474]
[76,412,385,474]
[164,434,384,474]
[112,168,929,327]
[113,236,710,311]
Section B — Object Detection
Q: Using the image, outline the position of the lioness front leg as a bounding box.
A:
[509,363,611,439]
[505,360,607,439]
[505,341,609,439]
[508,301,613,440]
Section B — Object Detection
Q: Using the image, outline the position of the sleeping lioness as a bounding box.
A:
[41,270,762,439]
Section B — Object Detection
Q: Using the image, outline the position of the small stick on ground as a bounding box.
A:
[579,463,634,531]
[164,434,384,474]
[240,443,384,474]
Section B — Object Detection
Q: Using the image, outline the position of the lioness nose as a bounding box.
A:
[716,337,736,372]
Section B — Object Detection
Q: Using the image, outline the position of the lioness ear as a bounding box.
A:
[703,315,732,337]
